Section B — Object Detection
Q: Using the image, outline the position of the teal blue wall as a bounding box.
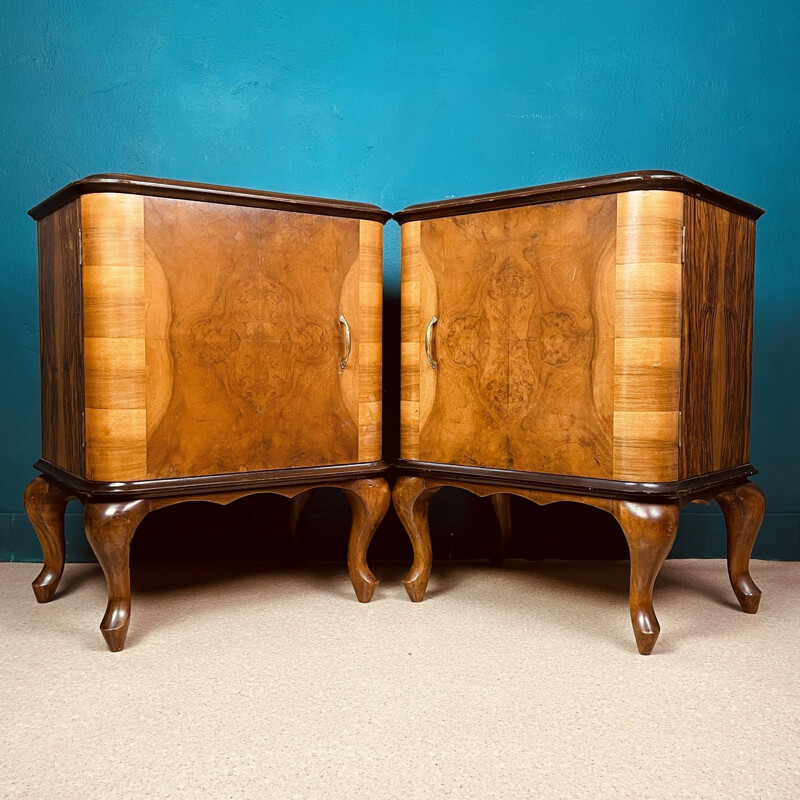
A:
[2,1,798,560]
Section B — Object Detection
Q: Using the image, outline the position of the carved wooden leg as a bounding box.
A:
[288,490,312,556]
[612,501,680,655]
[83,500,149,652]
[24,475,72,603]
[490,493,513,565]
[715,481,766,613]
[340,478,391,602]
[393,476,440,602]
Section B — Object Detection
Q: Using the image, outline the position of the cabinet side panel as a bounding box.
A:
[81,193,147,481]
[37,200,85,475]
[680,196,755,477]
[357,220,383,462]
[614,191,682,481]
[400,222,421,460]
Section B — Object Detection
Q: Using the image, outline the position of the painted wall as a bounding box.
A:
[1,0,798,561]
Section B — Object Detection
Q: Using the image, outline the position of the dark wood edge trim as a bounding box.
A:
[392,171,764,223]
[29,174,392,223]
[35,459,389,500]
[394,460,757,501]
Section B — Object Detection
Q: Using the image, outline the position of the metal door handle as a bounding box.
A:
[425,315,438,369]
[339,315,351,370]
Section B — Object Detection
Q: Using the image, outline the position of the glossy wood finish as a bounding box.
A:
[37,200,84,476]
[356,221,384,462]
[35,457,388,499]
[392,476,437,602]
[395,459,756,500]
[614,190,683,481]
[681,197,756,477]
[30,173,391,224]
[393,170,763,223]
[68,191,385,484]
[404,195,617,476]
[392,474,765,653]
[83,498,149,651]
[399,221,423,460]
[81,193,146,480]
[402,190,690,483]
[610,500,679,654]
[339,477,391,603]
[401,185,760,488]
[23,476,73,602]
[30,474,390,651]
[714,481,766,613]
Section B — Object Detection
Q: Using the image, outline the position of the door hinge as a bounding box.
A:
[77,228,83,267]
[678,411,682,449]
[81,410,86,449]
[680,226,686,264]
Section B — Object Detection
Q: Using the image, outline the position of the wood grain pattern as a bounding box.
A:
[613,191,683,481]
[24,475,73,602]
[81,193,147,480]
[357,220,383,462]
[31,173,391,224]
[400,221,422,459]
[405,196,617,477]
[37,200,85,475]
[143,198,362,478]
[715,481,765,613]
[611,499,680,654]
[681,197,756,477]
[71,190,382,484]
[393,170,763,224]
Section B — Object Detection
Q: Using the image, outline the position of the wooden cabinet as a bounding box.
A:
[393,171,766,654]
[25,175,391,650]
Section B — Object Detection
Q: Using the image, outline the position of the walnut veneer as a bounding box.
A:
[26,175,391,650]
[393,170,766,654]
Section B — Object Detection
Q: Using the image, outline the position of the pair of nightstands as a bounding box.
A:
[25,171,765,653]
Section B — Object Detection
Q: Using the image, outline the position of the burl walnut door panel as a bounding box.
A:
[405,196,616,477]
[143,198,363,478]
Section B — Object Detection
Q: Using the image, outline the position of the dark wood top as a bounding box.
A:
[393,171,764,223]
[394,459,757,501]
[35,458,389,499]
[29,174,392,223]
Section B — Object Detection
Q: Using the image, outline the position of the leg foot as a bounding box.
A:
[393,476,440,602]
[83,500,149,652]
[612,501,680,655]
[716,481,765,613]
[490,493,513,565]
[24,475,71,603]
[341,478,391,602]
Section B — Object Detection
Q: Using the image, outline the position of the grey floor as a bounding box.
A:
[1,559,798,799]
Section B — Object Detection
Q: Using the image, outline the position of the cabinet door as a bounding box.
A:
[402,196,616,478]
[143,198,379,478]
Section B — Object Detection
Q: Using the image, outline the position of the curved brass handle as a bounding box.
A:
[339,315,351,370]
[425,315,438,369]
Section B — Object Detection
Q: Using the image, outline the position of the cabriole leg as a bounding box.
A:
[612,501,680,655]
[24,475,72,603]
[490,493,513,565]
[288,490,313,552]
[340,477,391,603]
[83,500,149,652]
[715,481,766,613]
[393,476,440,602]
